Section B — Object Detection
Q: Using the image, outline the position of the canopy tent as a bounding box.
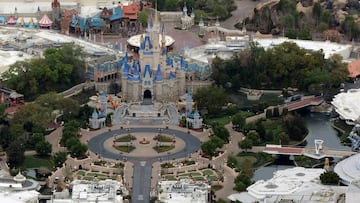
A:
[16,17,38,28]
[38,14,52,28]
[7,16,15,25]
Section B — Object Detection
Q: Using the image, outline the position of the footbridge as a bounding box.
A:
[285,96,323,111]
[261,141,357,159]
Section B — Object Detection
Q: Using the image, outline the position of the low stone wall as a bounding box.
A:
[159,12,182,22]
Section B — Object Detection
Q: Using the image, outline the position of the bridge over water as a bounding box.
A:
[259,144,357,159]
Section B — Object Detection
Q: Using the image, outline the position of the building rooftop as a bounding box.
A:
[332,89,360,123]
[255,38,352,59]
[232,167,348,203]
[334,153,360,185]
[157,179,211,203]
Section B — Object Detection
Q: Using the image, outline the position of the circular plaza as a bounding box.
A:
[87,127,202,162]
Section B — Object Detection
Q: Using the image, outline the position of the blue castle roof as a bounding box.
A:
[169,71,175,79]
[155,64,163,81]
[143,64,152,78]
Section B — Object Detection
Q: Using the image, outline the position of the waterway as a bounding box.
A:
[253,111,350,181]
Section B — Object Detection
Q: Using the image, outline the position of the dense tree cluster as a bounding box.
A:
[151,0,236,20]
[320,171,340,185]
[211,42,348,95]
[2,44,85,100]
[243,0,360,41]
[193,85,229,116]
[200,123,229,157]
[0,92,82,167]
[61,120,88,159]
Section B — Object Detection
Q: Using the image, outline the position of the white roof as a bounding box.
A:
[127,34,175,48]
[334,153,360,184]
[0,190,39,203]
[332,89,360,122]
[254,37,352,59]
[0,50,33,74]
[247,167,325,199]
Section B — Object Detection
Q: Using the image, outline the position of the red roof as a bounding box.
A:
[39,14,53,27]
[348,59,360,78]
[265,146,303,154]
[122,2,140,20]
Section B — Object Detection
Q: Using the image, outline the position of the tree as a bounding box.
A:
[193,85,228,115]
[6,140,25,168]
[312,2,321,24]
[30,133,45,148]
[69,142,88,159]
[320,171,340,185]
[52,151,67,168]
[201,140,217,157]
[3,44,85,100]
[247,131,260,145]
[35,141,52,157]
[239,138,253,153]
[232,113,246,131]
[210,136,225,148]
[138,11,148,29]
[234,174,252,191]
[11,103,54,130]
[274,132,290,145]
[212,125,230,143]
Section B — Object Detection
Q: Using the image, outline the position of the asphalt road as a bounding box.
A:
[87,127,202,203]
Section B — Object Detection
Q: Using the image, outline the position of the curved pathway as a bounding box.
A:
[87,127,202,203]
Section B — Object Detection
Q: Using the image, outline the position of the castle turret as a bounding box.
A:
[186,90,193,116]
[177,57,186,96]
[193,106,202,129]
[90,108,99,129]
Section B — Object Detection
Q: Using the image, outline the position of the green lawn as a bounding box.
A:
[114,145,135,153]
[165,175,177,181]
[153,145,175,153]
[193,176,205,181]
[115,135,136,142]
[155,135,173,142]
[202,169,215,176]
[23,155,53,169]
[206,116,232,126]
[77,170,86,176]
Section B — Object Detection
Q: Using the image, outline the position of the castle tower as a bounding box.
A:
[177,56,186,96]
[142,64,154,103]
[129,63,141,102]
[90,108,99,129]
[121,52,130,101]
[155,64,164,101]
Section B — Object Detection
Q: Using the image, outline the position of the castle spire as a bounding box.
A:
[154,0,159,26]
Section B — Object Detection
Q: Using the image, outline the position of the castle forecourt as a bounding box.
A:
[87,127,201,161]
[85,126,203,202]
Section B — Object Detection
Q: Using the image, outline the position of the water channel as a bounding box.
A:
[252,111,350,181]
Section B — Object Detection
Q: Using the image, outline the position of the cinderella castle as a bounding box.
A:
[120,14,186,104]
[88,12,203,128]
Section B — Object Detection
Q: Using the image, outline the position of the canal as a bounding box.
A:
[253,111,350,181]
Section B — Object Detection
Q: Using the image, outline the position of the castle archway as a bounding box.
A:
[143,89,152,105]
